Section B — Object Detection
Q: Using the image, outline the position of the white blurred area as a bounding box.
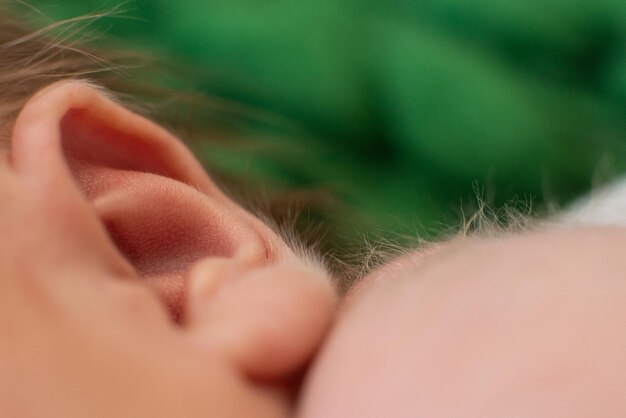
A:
[560,177,626,227]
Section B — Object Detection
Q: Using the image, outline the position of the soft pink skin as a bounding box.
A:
[6,80,626,417]
[298,228,626,418]
[0,81,336,417]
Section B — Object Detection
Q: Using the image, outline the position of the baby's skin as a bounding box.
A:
[299,227,626,417]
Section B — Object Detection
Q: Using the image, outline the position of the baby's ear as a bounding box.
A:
[185,257,336,381]
[10,81,280,319]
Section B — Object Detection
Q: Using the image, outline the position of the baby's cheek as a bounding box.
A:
[297,228,626,418]
[297,260,445,418]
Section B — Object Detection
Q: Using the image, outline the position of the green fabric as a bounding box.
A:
[28,0,626,238]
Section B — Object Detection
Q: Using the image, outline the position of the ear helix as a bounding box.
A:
[9,82,137,280]
[10,81,280,320]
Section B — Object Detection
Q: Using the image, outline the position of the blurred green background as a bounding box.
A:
[25,0,626,243]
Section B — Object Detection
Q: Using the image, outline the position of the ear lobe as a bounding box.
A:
[10,81,280,320]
